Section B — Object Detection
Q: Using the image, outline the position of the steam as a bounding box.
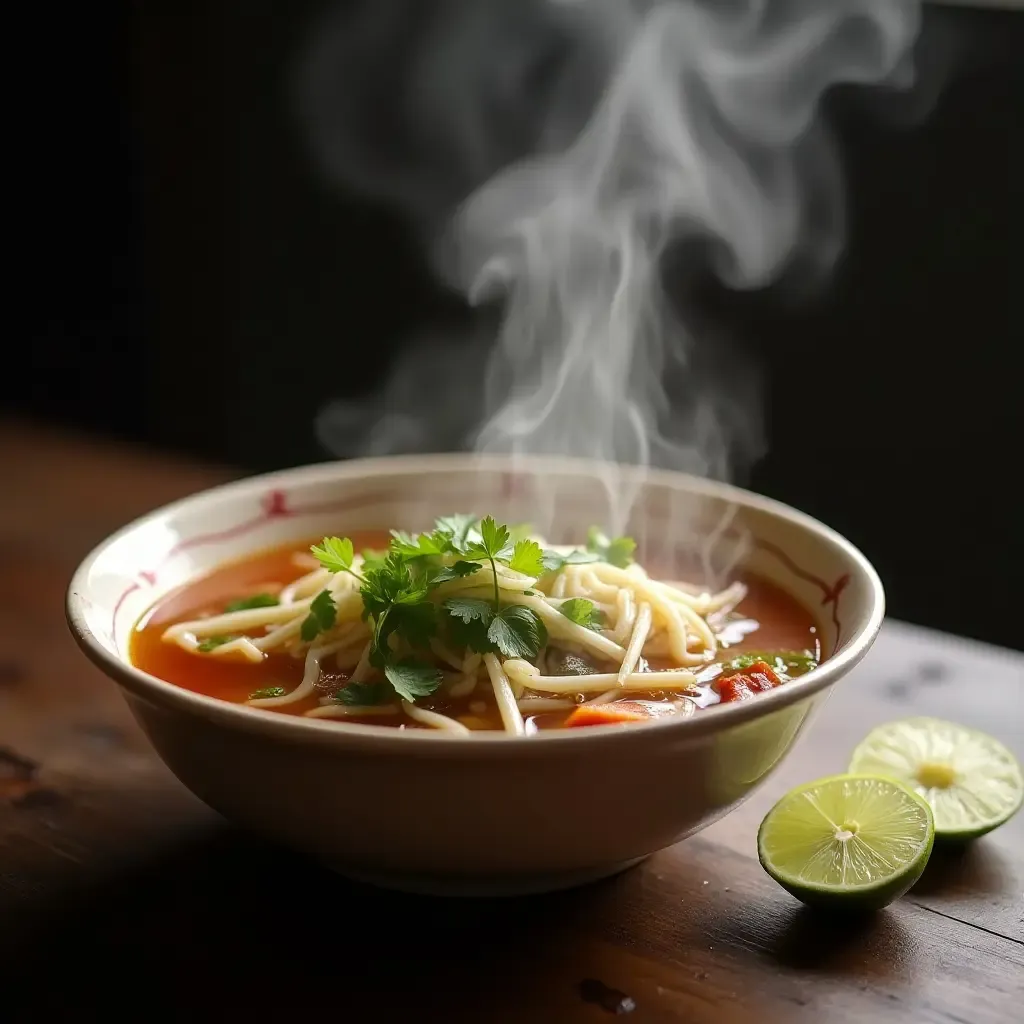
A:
[300,0,920,534]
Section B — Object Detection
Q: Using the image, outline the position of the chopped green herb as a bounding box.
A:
[300,589,337,642]
[586,527,636,568]
[559,597,605,632]
[332,681,390,706]
[311,536,355,574]
[197,635,236,653]
[224,593,279,613]
[384,659,444,702]
[725,650,818,678]
[249,685,287,700]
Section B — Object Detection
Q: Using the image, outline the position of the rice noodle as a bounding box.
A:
[617,601,652,684]
[305,704,399,718]
[401,701,471,734]
[247,639,345,708]
[278,566,329,605]
[516,697,577,713]
[503,659,696,695]
[484,653,525,736]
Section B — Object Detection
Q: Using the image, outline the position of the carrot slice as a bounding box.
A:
[718,662,784,703]
[718,674,757,703]
[564,701,660,728]
[745,660,782,689]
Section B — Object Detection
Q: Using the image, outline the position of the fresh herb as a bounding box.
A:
[434,513,479,551]
[540,547,601,573]
[360,548,388,573]
[311,536,355,575]
[332,681,389,706]
[724,650,818,678]
[389,529,452,559]
[463,516,512,606]
[586,527,636,568]
[385,659,447,702]
[442,596,548,659]
[224,593,279,613]
[428,560,482,586]
[444,596,494,625]
[487,604,548,659]
[559,597,605,631]
[249,685,286,700]
[197,635,236,652]
[300,589,337,642]
[308,513,560,702]
[507,538,545,577]
[437,517,549,659]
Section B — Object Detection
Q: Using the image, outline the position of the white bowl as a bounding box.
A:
[66,454,883,896]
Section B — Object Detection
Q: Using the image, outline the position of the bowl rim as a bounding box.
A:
[66,452,885,757]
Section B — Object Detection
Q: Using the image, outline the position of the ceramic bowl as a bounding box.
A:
[66,455,884,896]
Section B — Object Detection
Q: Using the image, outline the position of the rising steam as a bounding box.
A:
[300,0,920,533]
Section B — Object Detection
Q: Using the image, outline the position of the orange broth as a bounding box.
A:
[131,532,820,731]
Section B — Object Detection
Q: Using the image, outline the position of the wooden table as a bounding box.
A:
[2,420,1022,1022]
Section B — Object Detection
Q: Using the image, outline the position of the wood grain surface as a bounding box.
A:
[1,420,1021,1022]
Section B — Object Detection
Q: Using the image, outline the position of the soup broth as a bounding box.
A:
[132,527,820,734]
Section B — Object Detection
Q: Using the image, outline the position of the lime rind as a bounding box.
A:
[848,717,1024,841]
[757,773,935,911]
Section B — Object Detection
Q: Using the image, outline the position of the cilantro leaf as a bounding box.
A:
[443,597,494,653]
[389,529,450,559]
[429,560,482,585]
[540,547,600,573]
[332,681,390,706]
[311,536,355,574]
[559,597,605,631]
[384,659,444,702]
[224,593,279,613]
[434,514,479,553]
[444,596,493,624]
[465,516,510,559]
[360,548,388,572]
[249,685,286,700]
[197,635,236,653]
[586,527,637,568]
[300,589,337,642]
[389,601,437,649]
[487,605,548,660]
[506,538,545,577]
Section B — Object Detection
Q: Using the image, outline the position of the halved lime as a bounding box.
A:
[849,717,1023,841]
[757,774,934,911]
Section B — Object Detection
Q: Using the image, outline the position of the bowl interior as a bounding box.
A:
[70,455,877,682]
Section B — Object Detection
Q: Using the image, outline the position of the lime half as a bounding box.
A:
[849,717,1023,841]
[758,774,934,911]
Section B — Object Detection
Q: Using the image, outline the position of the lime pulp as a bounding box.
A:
[757,773,935,911]
[848,717,1023,841]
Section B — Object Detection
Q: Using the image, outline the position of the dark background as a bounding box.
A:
[7,1,1020,649]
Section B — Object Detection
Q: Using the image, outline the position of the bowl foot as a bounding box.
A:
[327,855,650,897]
